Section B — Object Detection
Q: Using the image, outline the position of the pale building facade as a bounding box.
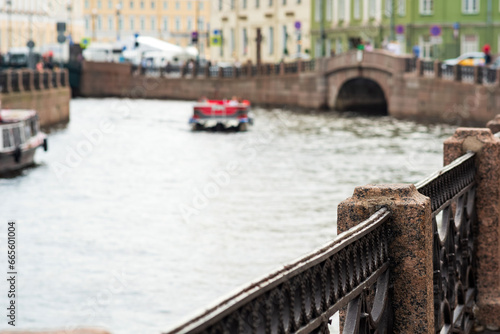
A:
[0,0,84,53]
[82,0,211,55]
[209,0,311,64]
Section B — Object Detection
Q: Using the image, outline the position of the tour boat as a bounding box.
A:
[189,99,253,131]
[0,109,47,174]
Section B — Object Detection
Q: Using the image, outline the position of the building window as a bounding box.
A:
[97,0,102,8]
[369,0,376,17]
[163,17,168,30]
[461,34,478,53]
[420,0,433,14]
[151,1,155,8]
[140,17,145,30]
[385,0,392,16]
[85,17,90,30]
[151,17,155,30]
[176,1,180,9]
[187,1,192,10]
[119,16,123,29]
[463,0,478,13]
[256,0,260,7]
[130,1,134,8]
[398,0,406,15]
[339,0,345,20]
[199,1,204,10]
[163,1,167,9]
[97,15,102,30]
[354,0,360,19]
[175,17,180,31]
[198,17,204,31]
[108,16,113,30]
[314,0,320,22]
[243,0,247,8]
[269,0,272,6]
[297,0,301,3]
[108,0,112,8]
[219,0,223,10]
[187,17,192,31]
[283,0,286,4]
[282,25,287,55]
[140,1,145,8]
[268,26,274,54]
[326,0,332,20]
[85,0,89,9]
[231,0,235,9]
[130,17,135,30]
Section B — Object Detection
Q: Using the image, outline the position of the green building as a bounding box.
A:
[311,0,499,60]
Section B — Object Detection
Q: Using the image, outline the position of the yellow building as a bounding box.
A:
[0,0,84,55]
[82,0,211,56]
[209,0,312,64]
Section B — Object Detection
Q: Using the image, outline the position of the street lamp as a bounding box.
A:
[116,3,122,41]
[66,0,73,38]
[6,0,12,50]
[92,8,97,41]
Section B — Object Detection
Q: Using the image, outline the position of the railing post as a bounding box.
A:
[4,70,12,93]
[454,65,462,82]
[474,66,480,84]
[416,58,423,77]
[280,62,285,75]
[28,70,34,91]
[338,184,434,332]
[434,60,442,78]
[444,128,500,330]
[297,59,302,73]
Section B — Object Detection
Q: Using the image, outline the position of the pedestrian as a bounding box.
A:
[483,44,492,65]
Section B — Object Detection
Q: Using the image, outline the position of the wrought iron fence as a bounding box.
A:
[222,67,233,78]
[33,71,41,90]
[441,64,454,80]
[251,65,258,76]
[405,57,417,72]
[0,71,7,93]
[303,60,315,72]
[164,208,392,334]
[416,152,477,333]
[22,71,30,91]
[42,71,49,89]
[11,71,20,92]
[285,62,298,74]
[52,72,58,88]
[209,66,219,78]
[460,66,474,84]
[422,61,434,77]
[485,68,497,84]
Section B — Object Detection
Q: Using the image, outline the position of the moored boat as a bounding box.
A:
[0,109,47,175]
[189,99,253,131]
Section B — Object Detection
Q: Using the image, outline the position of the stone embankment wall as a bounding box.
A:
[0,69,71,128]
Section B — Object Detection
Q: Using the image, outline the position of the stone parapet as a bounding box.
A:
[338,184,434,333]
[444,128,500,329]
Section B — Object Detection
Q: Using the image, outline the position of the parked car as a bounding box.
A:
[443,52,485,67]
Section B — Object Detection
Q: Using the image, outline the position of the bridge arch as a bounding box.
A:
[324,51,397,115]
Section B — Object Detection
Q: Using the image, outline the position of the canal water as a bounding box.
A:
[0,98,455,333]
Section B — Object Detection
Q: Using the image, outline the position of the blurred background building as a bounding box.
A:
[209,0,312,64]
[82,0,211,56]
[0,0,84,54]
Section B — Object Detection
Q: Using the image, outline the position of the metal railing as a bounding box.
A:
[405,57,417,72]
[422,60,434,77]
[0,72,7,93]
[416,153,477,333]
[22,71,30,90]
[460,66,475,84]
[165,209,392,334]
[11,71,20,92]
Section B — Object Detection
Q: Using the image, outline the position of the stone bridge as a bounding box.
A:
[79,50,500,126]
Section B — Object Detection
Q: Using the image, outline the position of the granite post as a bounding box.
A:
[444,128,500,330]
[338,184,434,333]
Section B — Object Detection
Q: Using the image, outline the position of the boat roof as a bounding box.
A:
[0,109,37,123]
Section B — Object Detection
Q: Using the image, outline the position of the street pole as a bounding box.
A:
[116,4,122,41]
[196,0,199,65]
[92,9,97,41]
[7,0,12,50]
[390,0,395,41]
[487,0,492,43]
[320,0,325,57]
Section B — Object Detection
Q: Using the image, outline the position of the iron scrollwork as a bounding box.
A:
[416,152,477,333]
[165,209,393,334]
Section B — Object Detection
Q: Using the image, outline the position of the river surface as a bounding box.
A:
[0,98,455,333]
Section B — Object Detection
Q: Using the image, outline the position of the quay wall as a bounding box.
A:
[79,61,327,109]
[79,53,500,126]
[0,69,71,128]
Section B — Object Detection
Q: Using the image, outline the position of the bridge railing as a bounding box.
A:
[165,209,392,334]
[163,125,500,333]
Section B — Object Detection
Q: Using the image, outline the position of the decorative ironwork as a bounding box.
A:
[405,57,417,72]
[165,209,392,334]
[416,152,477,333]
